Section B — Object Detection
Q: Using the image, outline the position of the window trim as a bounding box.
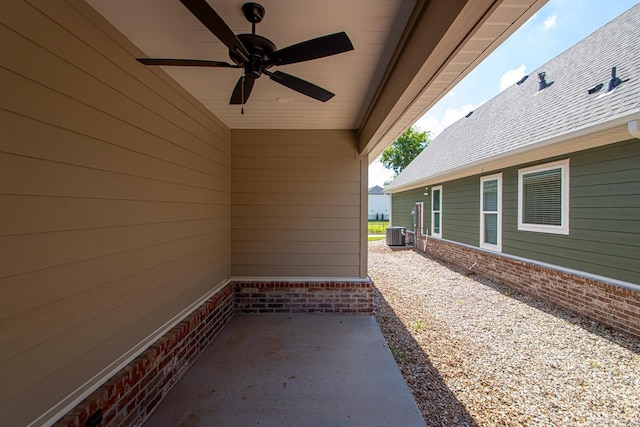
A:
[480,173,502,252]
[518,159,570,235]
[416,201,425,235]
[431,185,442,238]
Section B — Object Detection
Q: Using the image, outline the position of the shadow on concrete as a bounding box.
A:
[415,250,640,355]
[373,287,479,427]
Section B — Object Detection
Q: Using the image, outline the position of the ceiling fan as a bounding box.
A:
[136,0,354,106]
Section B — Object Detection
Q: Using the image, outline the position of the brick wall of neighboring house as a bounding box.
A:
[234,280,374,314]
[54,283,235,427]
[417,236,640,339]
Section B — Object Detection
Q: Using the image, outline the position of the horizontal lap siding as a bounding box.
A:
[391,188,427,229]
[442,177,479,246]
[0,1,229,425]
[392,180,481,244]
[394,139,639,284]
[503,139,640,283]
[231,129,362,277]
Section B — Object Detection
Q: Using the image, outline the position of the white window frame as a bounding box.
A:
[431,185,442,238]
[416,202,424,235]
[480,173,502,252]
[518,159,570,235]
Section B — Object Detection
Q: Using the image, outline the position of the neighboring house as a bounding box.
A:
[2,1,549,425]
[386,4,640,339]
[368,185,390,220]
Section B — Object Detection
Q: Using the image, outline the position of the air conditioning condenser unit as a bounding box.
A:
[386,227,406,246]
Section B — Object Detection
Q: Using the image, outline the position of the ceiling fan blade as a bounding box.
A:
[266,70,334,102]
[179,0,250,61]
[230,76,255,105]
[267,32,354,66]
[136,58,239,68]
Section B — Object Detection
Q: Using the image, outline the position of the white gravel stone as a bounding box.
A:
[369,240,640,427]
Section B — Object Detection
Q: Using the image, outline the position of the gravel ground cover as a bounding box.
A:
[369,240,640,426]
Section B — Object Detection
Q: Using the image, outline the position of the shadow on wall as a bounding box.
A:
[373,287,479,426]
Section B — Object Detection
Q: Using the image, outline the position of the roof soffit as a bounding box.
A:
[358,0,546,160]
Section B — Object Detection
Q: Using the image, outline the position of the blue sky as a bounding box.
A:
[369,0,640,187]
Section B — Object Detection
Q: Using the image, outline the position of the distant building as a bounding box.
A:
[368,185,390,221]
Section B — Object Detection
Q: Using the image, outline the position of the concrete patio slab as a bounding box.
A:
[145,314,426,427]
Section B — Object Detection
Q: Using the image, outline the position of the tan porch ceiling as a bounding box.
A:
[86,0,546,160]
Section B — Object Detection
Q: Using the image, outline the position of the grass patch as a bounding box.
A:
[368,220,390,234]
[589,360,603,370]
[413,321,428,332]
[368,235,386,241]
[389,345,410,362]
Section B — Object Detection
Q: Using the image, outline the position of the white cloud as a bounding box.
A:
[499,64,527,91]
[543,15,557,30]
[414,103,478,138]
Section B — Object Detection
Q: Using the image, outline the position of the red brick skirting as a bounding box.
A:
[420,237,640,339]
[234,280,374,314]
[52,278,374,426]
[54,283,234,427]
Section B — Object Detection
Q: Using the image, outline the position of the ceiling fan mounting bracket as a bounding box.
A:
[242,3,265,24]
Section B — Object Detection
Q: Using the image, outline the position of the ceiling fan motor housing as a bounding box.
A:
[229,34,277,78]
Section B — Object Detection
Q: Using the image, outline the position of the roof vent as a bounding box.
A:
[588,83,604,95]
[465,111,473,118]
[607,66,628,92]
[516,75,529,85]
[538,72,553,91]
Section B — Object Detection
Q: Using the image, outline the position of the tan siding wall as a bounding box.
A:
[231,129,365,278]
[0,1,230,425]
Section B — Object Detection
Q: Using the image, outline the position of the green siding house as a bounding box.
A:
[386,4,640,338]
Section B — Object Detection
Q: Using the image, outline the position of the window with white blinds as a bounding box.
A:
[480,174,502,251]
[518,159,570,235]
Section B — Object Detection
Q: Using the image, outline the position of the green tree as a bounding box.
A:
[380,127,430,175]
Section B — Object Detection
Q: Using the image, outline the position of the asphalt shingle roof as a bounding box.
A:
[386,3,640,192]
[368,185,385,195]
